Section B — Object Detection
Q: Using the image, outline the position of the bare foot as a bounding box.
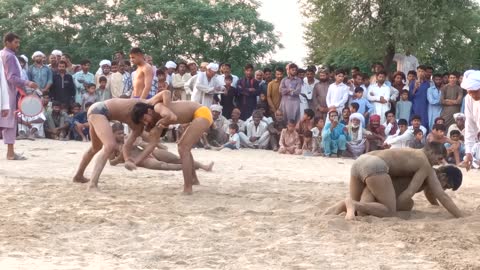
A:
[87,185,100,192]
[125,160,137,171]
[82,138,88,142]
[204,162,214,172]
[73,175,90,183]
[183,186,193,195]
[192,179,200,185]
[344,198,357,221]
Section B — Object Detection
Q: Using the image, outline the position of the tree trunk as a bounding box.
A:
[383,43,395,76]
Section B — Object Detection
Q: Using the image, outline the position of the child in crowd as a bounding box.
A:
[219,75,236,119]
[96,76,111,102]
[67,103,81,138]
[72,102,93,142]
[409,129,425,149]
[434,117,445,126]
[82,83,98,111]
[395,89,412,121]
[408,115,427,142]
[350,87,373,122]
[383,110,398,136]
[156,68,170,93]
[279,119,302,155]
[297,108,315,145]
[383,119,411,149]
[301,130,315,156]
[427,124,451,144]
[267,110,286,151]
[445,130,465,165]
[215,123,240,150]
[311,117,325,155]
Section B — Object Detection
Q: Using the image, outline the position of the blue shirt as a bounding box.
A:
[322,122,347,140]
[351,98,374,115]
[28,65,53,89]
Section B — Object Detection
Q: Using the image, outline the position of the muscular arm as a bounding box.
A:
[123,128,143,162]
[147,90,171,106]
[397,164,429,207]
[140,66,154,99]
[425,168,463,218]
[423,186,439,206]
[132,126,161,165]
[154,103,178,128]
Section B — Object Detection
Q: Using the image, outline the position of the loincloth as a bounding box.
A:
[351,154,389,182]
[193,106,213,125]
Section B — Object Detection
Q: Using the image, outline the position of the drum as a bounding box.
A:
[18,94,43,117]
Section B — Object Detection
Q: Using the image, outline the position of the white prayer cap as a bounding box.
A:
[453,113,465,120]
[187,60,197,66]
[51,49,62,56]
[99,59,111,67]
[460,70,480,91]
[207,63,219,72]
[20,55,28,63]
[165,61,177,69]
[31,51,45,60]
[349,112,365,124]
[210,104,223,113]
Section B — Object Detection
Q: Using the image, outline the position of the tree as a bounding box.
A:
[302,0,480,73]
[0,0,280,70]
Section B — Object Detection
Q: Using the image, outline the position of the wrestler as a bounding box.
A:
[72,98,169,191]
[328,143,463,220]
[325,165,462,216]
[129,91,213,194]
[108,122,214,172]
[130,47,153,99]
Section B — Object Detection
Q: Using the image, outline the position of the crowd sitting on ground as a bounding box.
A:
[6,48,480,169]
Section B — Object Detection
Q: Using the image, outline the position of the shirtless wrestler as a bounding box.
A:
[129,91,213,194]
[108,122,214,172]
[326,143,463,220]
[130,47,153,99]
[324,164,462,217]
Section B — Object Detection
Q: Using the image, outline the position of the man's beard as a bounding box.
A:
[319,78,328,82]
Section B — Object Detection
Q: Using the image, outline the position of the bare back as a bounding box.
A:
[367,148,430,177]
[154,101,202,124]
[103,98,145,128]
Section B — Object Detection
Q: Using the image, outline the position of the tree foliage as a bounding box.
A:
[0,0,280,69]
[302,0,480,73]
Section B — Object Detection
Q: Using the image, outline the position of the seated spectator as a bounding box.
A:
[67,102,81,137]
[427,124,451,144]
[267,110,286,151]
[245,105,273,126]
[96,76,111,102]
[445,130,465,165]
[383,119,412,149]
[383,110,398,136]
[468,133,480,169]
[366,114,385,152]
[239,110,270,149]
[340,107,350,125]
[447,113,465,141]
[311,117,325,154]
[202,104,228,148]
[82,83,98,111]
[215,123,240,150]
[408,115,427,143]
[300,130,315,156]
[345,113,370,159]
[350,86,373,122]
[225,108,245,134]
[322,110,348,157]
[409,129,425,149]
[17,111,46,140]
[45,101,70,140]
[72,102,93,142]
[395,89,411,121]
[279,119,302,155]
[297,108,315,145]
[434,116,445,126]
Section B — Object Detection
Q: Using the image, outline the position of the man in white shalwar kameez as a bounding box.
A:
[368,71,391,124]
[460,70,480,170]
[186,63,225,108]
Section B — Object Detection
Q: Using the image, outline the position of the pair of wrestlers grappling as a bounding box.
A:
[74,90,464,220]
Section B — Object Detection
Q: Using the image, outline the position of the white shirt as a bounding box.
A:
[246,121,268,138]
[464,94,480,153]
[326,82,349,112]
[385,129,413,149]
[393,53,419,75]
[229,133,240,149]
[186,72,225,107]
[217,74,239,88]
[300,78,319,104]
[225,119,246,133]
[408,125,427,143]
[0,57,9,111]
[368,82,391,123]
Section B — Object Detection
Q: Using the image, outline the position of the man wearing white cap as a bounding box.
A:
[165,61,177,84]
[95,59,112,94]
[28,51,53,95]
[202,104,228,148]
[186,62,225,108]
[460,70,480,170]
[51,50,62,61]
[447,113,465,139]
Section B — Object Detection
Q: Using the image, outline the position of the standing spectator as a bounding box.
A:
[427,74,443,131]
[48,54,58,74]
[409,65,430,130]
[267,67,284,116]
[300,67,318,116]
[60,53,76,74]
[406,70,417,88]
[50,60,75,107]
[188,63,224,107]
[0,32,38,160]
[368,71,391,124]
[261,68,273,95]
[28,51,53,96]
[350,87,373,122]
[255,70,265,95]
[73,59,95,104]
[326,70,349,121]
[391,71,406,95]
[218,63,239,87]
[396,90,412,121]
[96,76,111,102]
[171,61,192,101]
[82,84,98,111]
[279,63,302,122]
[237,64,261,120]
[440,72,463,128]
[187,61,198,77]
[51,50,62,63]
[110,60,130,98]
[393,48,419,76]
[164,60,176,84]
[460,70,480,170]
[312,69,331,120]
[95,60,112,92]
[218,75,237,119]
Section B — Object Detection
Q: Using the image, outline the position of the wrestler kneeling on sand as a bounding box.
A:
[129,91,213,194]
[108,122,214,172]
[325,142,463,220]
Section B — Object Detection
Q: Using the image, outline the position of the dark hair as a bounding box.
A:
[354,87,364,93]
[314,116,324,124]
[342,107,350,113]
[385,110,394,118]
[263,67,272,73]
[85,102,94,108]
[413,128,423,136]
[433,73,442,78]
[304,130,313,138]
[244,63,254,70]
[307,65,317,73]
[228,123,239,132]
[71,102,81,109]
[275,67,284,73]
[393,71,406,81]
[376,71,387,77]
[350,102,360,111]
[252,110,263,118]
[398,119,408,126]
[401,89,409,95]
[112,122,124,132]
[223,63,232,69]
[156,68,166,76]
[17,56,26,64]
[353,73,363,80]
[449,130,461,137]
[80,59,91,66]
[372,62,384,68]
[298,68,306,74]
[417,65,427,71]
[129,47,144,55]
[304,108,315,119]
[131,102,154,124]
[434,117,445,123]
[438,165,462,191]
[99,76,107,83]
[335,69,345,76]
[115,51,124,56]
[289,63,298,70]
[411,114,421,121]
[87,83,96,89]
[58,60,67,67]
[3,32,20,44]
[352,66,360,72]
[52,101,61,108]
[432,124,446,132]
[62,53,71,61]
[288,119,297,125]
[407,70,417,76]
[224,74,233,81]
[424,141,447,159]
[111,60,119,66]
[426,66,434,71]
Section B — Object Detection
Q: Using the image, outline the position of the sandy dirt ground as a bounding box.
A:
[0,140,479,270]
